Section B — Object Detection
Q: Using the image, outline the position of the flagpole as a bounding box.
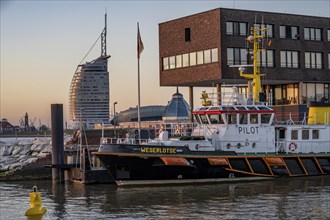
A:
[137,22,141,143]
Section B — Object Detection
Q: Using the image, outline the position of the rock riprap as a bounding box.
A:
[0,138,52,173]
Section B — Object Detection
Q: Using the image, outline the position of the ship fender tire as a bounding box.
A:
[289,142,297,152]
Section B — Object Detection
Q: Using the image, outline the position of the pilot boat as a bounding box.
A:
[92,24,330,186]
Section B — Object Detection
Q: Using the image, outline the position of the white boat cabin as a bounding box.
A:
[192,105,330,154]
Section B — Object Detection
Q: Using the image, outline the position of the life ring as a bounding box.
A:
[289,142,297,152]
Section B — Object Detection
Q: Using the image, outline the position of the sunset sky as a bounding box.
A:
[1,0,329,127]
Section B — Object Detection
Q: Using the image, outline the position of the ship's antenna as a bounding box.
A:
[101,13,107,57]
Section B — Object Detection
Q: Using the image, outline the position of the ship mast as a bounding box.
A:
[239,25,267,102]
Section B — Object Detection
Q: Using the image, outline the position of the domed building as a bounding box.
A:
[112,89,190,126]
[162,89,190,123]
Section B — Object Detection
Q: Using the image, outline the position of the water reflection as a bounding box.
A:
[0,177,329,219]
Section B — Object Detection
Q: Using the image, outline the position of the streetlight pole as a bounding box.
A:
[113,102,117,137]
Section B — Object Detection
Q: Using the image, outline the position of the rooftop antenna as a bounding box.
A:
[101,12,107,57]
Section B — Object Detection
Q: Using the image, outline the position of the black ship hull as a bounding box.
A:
[93,144,330,186]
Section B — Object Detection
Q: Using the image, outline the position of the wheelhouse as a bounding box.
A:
[193,105,275,126]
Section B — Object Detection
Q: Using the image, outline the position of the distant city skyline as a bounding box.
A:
[1,0,329,127]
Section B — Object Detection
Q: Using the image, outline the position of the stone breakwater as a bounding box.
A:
[0,137,68,181]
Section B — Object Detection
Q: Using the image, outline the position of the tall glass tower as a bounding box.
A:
[69,14,110,129]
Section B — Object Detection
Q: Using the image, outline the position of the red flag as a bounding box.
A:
[137,23,144,59]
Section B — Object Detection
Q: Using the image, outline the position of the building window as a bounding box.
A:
[280,26,299,39]
[302,83,330,103]
[197,51,204,65]
[204,50,211,64]
[162,48,218,71]
[328,29,330,41]
[328,53,330,69]
[255,24,274,38]
[182,53,189,67]
[176,55,182,68]
[226,21,247,36]
[304,28,322,41]
[189,52,196,66]
[169,56,175,69]
[227,48,247,65]
[163,57,169,70]
[280,51,299,68]
[211,48,218,62]
[305,52,322,69]
[185,28,191,42]
[258,50,274,67]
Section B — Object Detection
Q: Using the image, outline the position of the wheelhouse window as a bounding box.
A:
[194,115,201,124]
[199,114,209,124]
[227,48,248,65]
[302,130,309,140]
[224,114,237,124]
[304,28,322,41]
[261,114,271,124]
[280,51,299,68]
[209,114,225,124]
[312,130,319,139]
[291,130,298,140]
[280,25,299,39]
[250,114,259,124]
[239,114,248,124]
[226,21,247,36]
[305,52,322,69]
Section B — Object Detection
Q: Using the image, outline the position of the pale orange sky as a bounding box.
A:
[1,1,329,127]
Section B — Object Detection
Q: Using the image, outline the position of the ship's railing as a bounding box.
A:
[100,137,151,145]
[274,111,330,125]
[274,112,308,125]
[201,90,273,106]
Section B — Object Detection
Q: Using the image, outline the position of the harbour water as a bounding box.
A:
[0,177,329,219]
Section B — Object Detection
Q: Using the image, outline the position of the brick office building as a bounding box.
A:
[159,8,330,110]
